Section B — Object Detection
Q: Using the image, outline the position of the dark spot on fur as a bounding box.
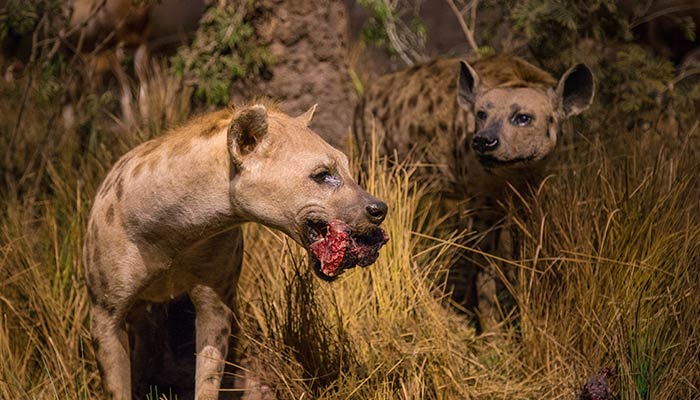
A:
[113,153,134,172]
[417,126,427,136]
[131,161,145,178]
[146,155,160,172]
[200,124,220,137]
[99,168,125,199]
[428,102,434,113]
[439,122,448,132]
[436,95,444,105]
[114,168,125,186]
[215,326,229,347]
[104,299,118,316]
[213,304,227,317]
[139,140,159,158]
[456,127,464,138]
[105,205,115,225]
[371,107,378,117]
[547,116,558,139]
[408,96,418,108]
[382,95,389,108]
[98,178,114,199]
[167,140,192,159]
[115,179,123,200]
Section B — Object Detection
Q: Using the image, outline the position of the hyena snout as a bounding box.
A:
[365,199,388,224]
[472,129,500,153]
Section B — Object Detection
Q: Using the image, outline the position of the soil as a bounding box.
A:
[231,0,356,150]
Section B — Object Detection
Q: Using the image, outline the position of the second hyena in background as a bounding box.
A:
[354,55,595,330]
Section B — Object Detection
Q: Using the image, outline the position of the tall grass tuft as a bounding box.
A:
[511,131,700,399]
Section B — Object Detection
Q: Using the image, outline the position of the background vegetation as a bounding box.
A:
[1,0,699,399]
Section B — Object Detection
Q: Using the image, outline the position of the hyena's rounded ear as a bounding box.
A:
[228,104,268,164]
[557,63,595,118]
[297,104,317,125]
[457,60,480,109]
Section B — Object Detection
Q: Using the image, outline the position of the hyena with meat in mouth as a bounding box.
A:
[84,102,389,399]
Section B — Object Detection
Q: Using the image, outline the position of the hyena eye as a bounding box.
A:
[512,113,533,126]
[476,111,487,121]
[311,170,342,188]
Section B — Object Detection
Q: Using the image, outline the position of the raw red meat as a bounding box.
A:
[310,220,351,277]
[309,220,389,277]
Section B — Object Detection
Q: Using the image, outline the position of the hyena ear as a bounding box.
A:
[457,60,480,109]
[228,105,268,164]
[557,63,595,118]
[297,104,317,125]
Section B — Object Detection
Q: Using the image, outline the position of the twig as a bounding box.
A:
[59,0,108,39]
[445,0,480,55]
[381,0,416,66]
[470,0,479,43]
[671,67,700,87]
[631,4,700,28]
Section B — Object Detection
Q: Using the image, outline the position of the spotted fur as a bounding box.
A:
[85,102,387,399]
[354,55,594,330]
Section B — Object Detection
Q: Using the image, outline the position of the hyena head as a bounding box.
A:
[458,60,595,169]
[228,104,389,281]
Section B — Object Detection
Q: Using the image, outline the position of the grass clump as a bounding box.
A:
[511,131,700,399]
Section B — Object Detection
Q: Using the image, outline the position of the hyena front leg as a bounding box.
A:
[472,214,502,333]
[91,304,131,399]
[190,285,234,400]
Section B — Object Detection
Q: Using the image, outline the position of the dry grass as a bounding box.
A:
[1,63,699,400]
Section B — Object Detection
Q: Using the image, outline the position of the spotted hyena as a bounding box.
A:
[354,56,594,330]
[84,103,389,399]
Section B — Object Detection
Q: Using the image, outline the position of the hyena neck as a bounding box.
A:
[123,128,250,254]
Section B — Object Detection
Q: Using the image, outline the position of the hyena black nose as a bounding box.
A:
[472,133,499,153]
[366,201,388,224]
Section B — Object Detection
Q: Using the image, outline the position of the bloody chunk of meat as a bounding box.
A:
[310,220,389,277]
